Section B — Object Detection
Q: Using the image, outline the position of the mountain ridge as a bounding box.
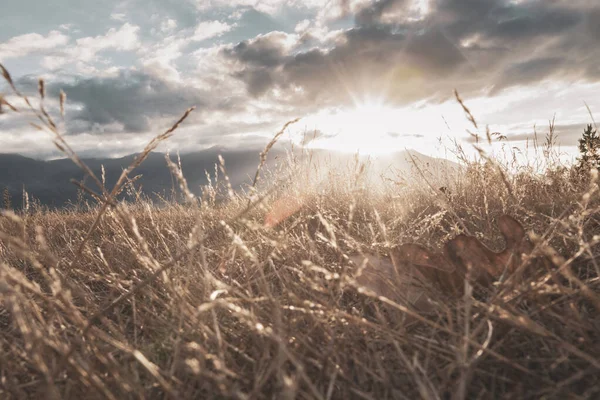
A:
[0,148,460,209]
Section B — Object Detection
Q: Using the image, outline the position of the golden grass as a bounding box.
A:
[1,64,600,399]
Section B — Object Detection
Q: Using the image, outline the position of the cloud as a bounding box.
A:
[193,20,233,42]
[27,71,212,134]
[224,24,470,109]
[0,30,69,60]
[139,36,190,81]
[139,19,233,82]
[226,31,293,67]
[15,23,142,73]
[436,0,581,40]
[160,18,178,34]
[354,0,414,25]
[223,31,297,97]
[110,13,128,22]
[3,53,276,156]
[221,0,598,113]
[73,23,141,61]
[495,57,566,90]
[315,0,373,24]
[193,0,325,16]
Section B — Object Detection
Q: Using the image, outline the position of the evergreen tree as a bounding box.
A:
[577,124,600,172]
[2,187,11,210]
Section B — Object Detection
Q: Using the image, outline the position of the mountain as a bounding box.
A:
[0,148,461,209]
[0,147,274,209]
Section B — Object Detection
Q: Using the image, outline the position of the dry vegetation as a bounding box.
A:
[1,65,600,399]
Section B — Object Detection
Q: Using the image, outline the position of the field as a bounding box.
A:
[1,67,600,399]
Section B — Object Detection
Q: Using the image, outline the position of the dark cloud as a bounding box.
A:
[490,8,579,40]
[432,0,592,87]
[225,33,287,67]
[355,0,411,26]
[224,32,289,97]
[234,68,274,97]
[495,57,566,91]
[432,0,580,40]
[225,23,469,108]
[62,72,205,133]
[223,0,598,111]
[9,67,251,137]
[21,71,225,134]
[583,7,600,40]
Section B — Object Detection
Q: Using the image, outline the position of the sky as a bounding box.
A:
[0,0,599,162]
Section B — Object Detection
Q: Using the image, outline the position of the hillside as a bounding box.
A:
[0,148,460,208]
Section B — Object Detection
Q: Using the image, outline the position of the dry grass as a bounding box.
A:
[1,65,600,399]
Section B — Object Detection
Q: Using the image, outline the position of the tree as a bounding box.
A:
[2,187,11,210]
[577,124,600,172]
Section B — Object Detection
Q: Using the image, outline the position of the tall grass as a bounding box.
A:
[1,65,600,399]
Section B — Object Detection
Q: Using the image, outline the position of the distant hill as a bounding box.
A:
[0,148,461,209]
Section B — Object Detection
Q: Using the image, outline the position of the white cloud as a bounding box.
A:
[139,36,190,81]
[110,13,127,22]
[75,23,140,59]
[192,20,233,42]
[0,31,70,60]
[161,19,178,34]
[191,45,245,89]
[193,0,324,15]
[1,23,139,72]
[295,19,311,33]
[139,20,232,81]
[41,56,69,70]
[228,9,247,20]
[194,0,282,15]
[38,23,142,72]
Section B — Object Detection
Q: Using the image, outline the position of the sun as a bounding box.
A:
[301,97,405,155]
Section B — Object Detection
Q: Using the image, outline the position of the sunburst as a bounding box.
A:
[300,96,404,155]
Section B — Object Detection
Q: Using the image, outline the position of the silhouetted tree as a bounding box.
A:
[577,124,600,172]
[2,187,11,210]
